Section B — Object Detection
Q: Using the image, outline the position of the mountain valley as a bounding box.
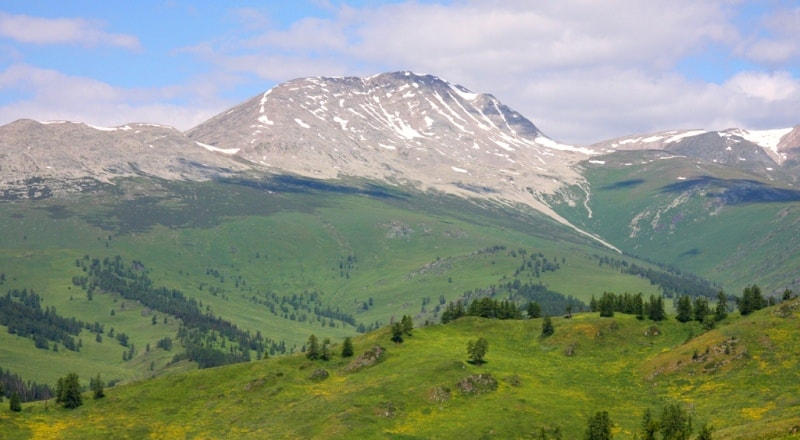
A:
[1,71,799,438]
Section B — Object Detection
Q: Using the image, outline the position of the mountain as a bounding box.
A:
[186,72,611,247]
[590,126,800,181]
[2,72,800,437]
[0,119,251,200]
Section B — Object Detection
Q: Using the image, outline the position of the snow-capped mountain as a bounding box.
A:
[187,72,594,218]
[590,126,800,181]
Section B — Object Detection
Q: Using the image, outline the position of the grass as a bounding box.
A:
[3,299,799,439]
[1,177,680,387]
[559,152,800,295]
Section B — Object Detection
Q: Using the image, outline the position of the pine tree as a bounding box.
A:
[306,334,320,360]
[341,336,354,358]
[400,315,414,336]
[9,392,22,412]
[321,338,331,361]
[693,297,710,323]
[675,296,692,323]
[584,411,613,440]
[391,322,404,343]
[541,315,554,337]
[90,373,105,399]
[640,408,659,440]
[660,403,692,440]
[714,291,728,321]
[58,373,83,409]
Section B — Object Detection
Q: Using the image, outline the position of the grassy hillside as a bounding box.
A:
[1,176,688,388]
[3,299,799,439]
[554,151,800,295]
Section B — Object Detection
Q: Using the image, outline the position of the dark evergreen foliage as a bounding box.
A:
[341,336,354,358]
[541,316,554,337]
[390,322,404,343]
[9,392,22,412]
[737,284,766,316]
[74,255,267,367]
[0,366,53,402]
[584,410,613,440]
[56,372,83,409]
[0,289,83,351]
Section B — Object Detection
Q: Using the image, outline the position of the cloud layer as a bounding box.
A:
[0,1,798,144]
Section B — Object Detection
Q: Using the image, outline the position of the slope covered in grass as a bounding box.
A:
[2,177,691,388]
[3,299,799,439]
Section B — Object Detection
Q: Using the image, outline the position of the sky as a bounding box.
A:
[0,0,799,145]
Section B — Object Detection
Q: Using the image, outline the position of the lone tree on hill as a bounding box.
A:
[90,373,105,399]
[714,291,728,321]
[306,334,320,360]
[466,337,489,365]
[541,315,555,337]
[9,392,22,412]
[341,336,354,358]
[390,322,404,343]
[56,372,83,409]
[527,301,541,318]
[400,315,414,336]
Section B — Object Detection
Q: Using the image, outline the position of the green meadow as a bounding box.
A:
[2,299,799,439]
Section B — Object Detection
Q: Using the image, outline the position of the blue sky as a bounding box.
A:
[1,0,798,144]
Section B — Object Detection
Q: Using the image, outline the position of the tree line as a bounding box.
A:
[594,255,718,299]
[73,255,272,367]
[0,289,83,352]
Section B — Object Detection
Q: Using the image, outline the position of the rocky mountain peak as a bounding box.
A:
[187,72,592,216]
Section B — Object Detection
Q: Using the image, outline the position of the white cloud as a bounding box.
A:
[0,64,219,129]
[0,12,141,50]
[1,1,798,144]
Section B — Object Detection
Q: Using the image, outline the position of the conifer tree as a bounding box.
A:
[90,373,105,399]
[9,392,22,412]
[714,291,728,321]
[541,315,554,337]
[58,373,83,409]
[675,296,692,322]
[584,410,613,440]
[341,336,354,358]
[391,322,404,343]
[306,334,320,360]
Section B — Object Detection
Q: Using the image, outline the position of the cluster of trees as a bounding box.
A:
[594,255,718,299]
[0,289,83,351]
[589,292,667,321]
[305,334,356,360]
[676,291,728,327]
[0,366,53,403]
[582,403,712,440]
[510,249,562,278]
[74,255,272,367]
[391,315,414,343]
[246,288,361,329]
[737,285,767,316]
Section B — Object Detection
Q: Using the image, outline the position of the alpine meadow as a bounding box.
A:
[1,72,799,439]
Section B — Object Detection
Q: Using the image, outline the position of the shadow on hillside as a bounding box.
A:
[660,176,800,205]
[600,179,645,190]
[224,175,405,200]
